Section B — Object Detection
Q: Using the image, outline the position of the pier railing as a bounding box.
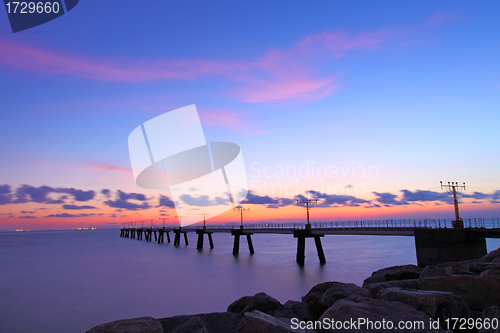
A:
[194,217,500,231]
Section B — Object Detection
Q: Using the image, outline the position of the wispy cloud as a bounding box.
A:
[0,12,453,103]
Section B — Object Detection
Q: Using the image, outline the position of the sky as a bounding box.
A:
[0,1,499,230]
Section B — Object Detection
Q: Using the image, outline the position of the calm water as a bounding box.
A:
[1,229,499,333]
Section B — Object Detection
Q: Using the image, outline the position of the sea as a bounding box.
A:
[1,229,499,333]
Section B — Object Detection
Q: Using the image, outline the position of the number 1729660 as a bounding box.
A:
[5,2,60,14]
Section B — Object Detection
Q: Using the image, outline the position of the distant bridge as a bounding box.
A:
[120,218,500,266]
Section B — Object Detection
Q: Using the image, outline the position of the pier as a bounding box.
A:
[120,218,500,266]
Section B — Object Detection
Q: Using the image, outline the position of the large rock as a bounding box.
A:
[284,300,315,322]
[302,282,368,319]
[86,317,163,333]
[301,282,335,318]
[470,262,500,274]
[171,316,207,333]
[237,310,315,333]
[377,288,469,323]
[227,292,294,318]
[480,269,500,277]
[480,306,500,333]
[482,247,500,262]
[418,275,500,311]
[319,283,369,309]
[228,296,253,314]
[228,293,282,315]
[419,264,476,279]
[158,312,241,333]
[362,265,422,287]
[318,297,433,333]
[367,279,419,298]
[243,292,283,315]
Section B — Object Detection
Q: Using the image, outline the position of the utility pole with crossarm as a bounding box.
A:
[441,181,466,228]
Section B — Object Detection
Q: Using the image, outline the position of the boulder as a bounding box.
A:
[228,293,283,316]
[436,261,470,270]
[171,316,207,333]
[197,312,242,333]
[320,283,369,309]
[318,297,433,333]
[480,269,500,277]
[301,282,335,317]
[377,288,469,323]
[302,282,368,319]
[86,317,163,333]
[367,279,419,298]
[242,292,283,315]
[158,312,241,333]
[480,306,500,333]
[228,296,253,314]
[236,310,315,333]
[470,262,500,274]
[270,307,300,320]
[419,265,475,279]
[418,275,500,311]
[482,247,500,262]
[362,265,422,287]
[284,300,315,322]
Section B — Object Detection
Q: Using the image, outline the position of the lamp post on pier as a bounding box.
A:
[441,181,466,228]
[199,212,211,229]
[159,217,169,229]
[297,199,318,229]
[234,207,249,229]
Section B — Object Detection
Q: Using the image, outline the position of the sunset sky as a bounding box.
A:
[1,1,499,230]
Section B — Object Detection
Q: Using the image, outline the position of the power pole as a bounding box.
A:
[233,207,249,229]
[159,217,169,229]
[175,215,185,228]
[199,212,211,229]
[297,199,318,229]
[441,181,466,228]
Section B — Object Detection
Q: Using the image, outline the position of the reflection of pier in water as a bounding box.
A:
[119,218,500,266]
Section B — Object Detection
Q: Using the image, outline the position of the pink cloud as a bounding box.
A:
[198,108,244,131]
[0,39,237,83]
[198,108,268,136]
[0,11,453,103]
[237,77,339,103]
[88,162,131,173]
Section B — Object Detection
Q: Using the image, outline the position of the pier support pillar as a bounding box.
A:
[294,230,326,265]
[296,236,305,265]
[231,229,254,255]
[314,236,326,264]
[233,233,240,255]
[174,230,181,246]
[197,232,204,250]
[208,233,214,249]
[414,228,487,266]
[246,234,254,254]
[174,229,188,246]
[196,229,214,250]
[166,231,170,243]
